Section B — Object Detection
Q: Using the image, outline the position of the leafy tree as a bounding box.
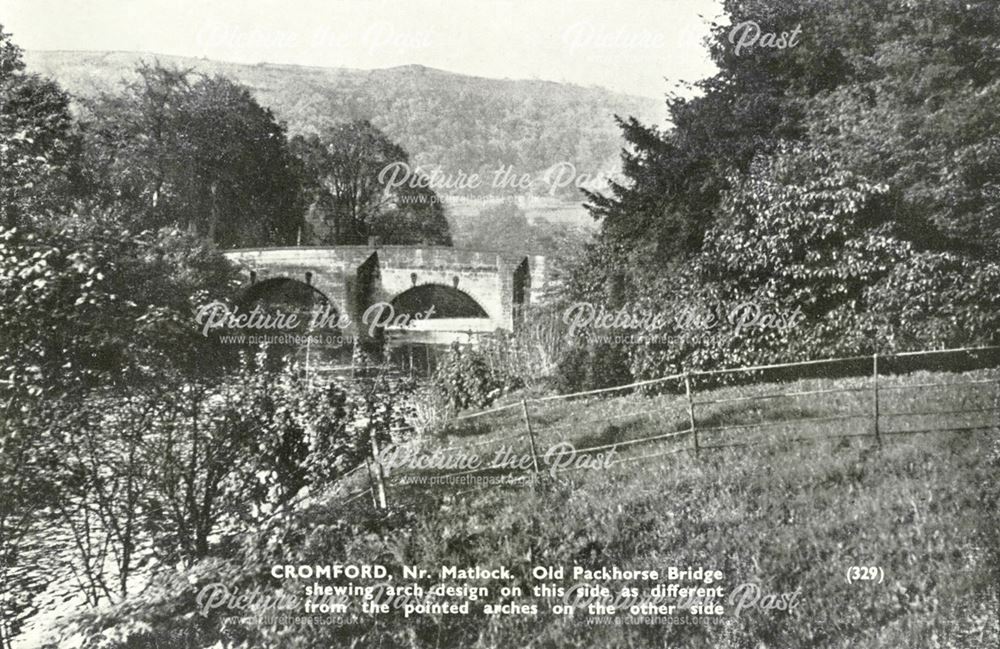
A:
[583,0,1000,277]
[584,2,811,267]
[565,0,1000,384]
[0,25,80,229]
[0,31,82,641]
[369,182,451,245]
[0,211,243,645]
[0,223,240,395]
[804,0,1000,256]
[0,205,417,637]
[82,63,305,247]
[625,145,1000,380]
[292,120,451,245]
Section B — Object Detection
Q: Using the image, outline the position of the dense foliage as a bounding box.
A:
[0,213,419,643]
[0,26,80,230]
[561,0,1000,388]
[430,343,522,413]
[621,146,1000,381]
[0,214,241,642]
[292,120,451,245]
[0,27,427,645]
[587,0,1000,262]
[81,63,307,248]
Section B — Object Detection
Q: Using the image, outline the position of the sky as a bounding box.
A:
[2,0,723,99]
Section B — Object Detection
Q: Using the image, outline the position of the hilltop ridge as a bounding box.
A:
[23,50,661,201]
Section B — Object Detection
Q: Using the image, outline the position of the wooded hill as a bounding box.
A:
[24,50,661,199]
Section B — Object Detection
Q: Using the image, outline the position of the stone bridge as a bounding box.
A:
[223,246,548,343]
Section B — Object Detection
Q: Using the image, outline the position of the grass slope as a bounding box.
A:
[313,370,998,647]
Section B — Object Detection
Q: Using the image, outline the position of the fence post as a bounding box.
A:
[305,329,312,378]
[368,437,389,510]
[684,372,699,455]
[872,352,882,448]
[364,456,379,509]
[521,399,541,476]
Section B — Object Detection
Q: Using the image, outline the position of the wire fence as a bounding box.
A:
[341,345,1000,509]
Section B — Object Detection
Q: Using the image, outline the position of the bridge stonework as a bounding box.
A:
[223,246,548,338]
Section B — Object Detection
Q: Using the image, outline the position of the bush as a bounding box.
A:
[431,343,523,413]
[554,340,633,393]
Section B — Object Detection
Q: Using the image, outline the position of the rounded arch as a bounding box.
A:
[232,276,348,369]
[390,283,489,319]
[237,277,335,315]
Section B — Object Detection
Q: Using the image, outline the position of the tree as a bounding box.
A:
[0,25,80,229]
[564,0,1000,384]
[582,0,1000,281]
[0,209,244,645]
[804,0,1000,257]
[369,182,452,246]
[624,145,1000,381]
[292,120,451,245]
[82,63,305,247]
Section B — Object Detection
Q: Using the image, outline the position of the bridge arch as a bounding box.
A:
[223,246,549,342]
[232,276,352,366]
[388,283,489,320]
[237,276,336,316]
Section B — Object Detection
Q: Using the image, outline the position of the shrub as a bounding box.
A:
[554,339,633,393]
[431,342,522,413]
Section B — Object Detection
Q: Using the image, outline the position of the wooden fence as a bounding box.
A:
[338,345,1000,509]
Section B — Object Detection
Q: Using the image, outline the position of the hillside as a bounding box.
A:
[22,50,661,203]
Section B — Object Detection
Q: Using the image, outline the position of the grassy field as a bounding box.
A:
[428,368,1000,461]
[235,368,1000,648]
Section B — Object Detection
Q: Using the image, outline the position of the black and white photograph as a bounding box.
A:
[1,0,998,647]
